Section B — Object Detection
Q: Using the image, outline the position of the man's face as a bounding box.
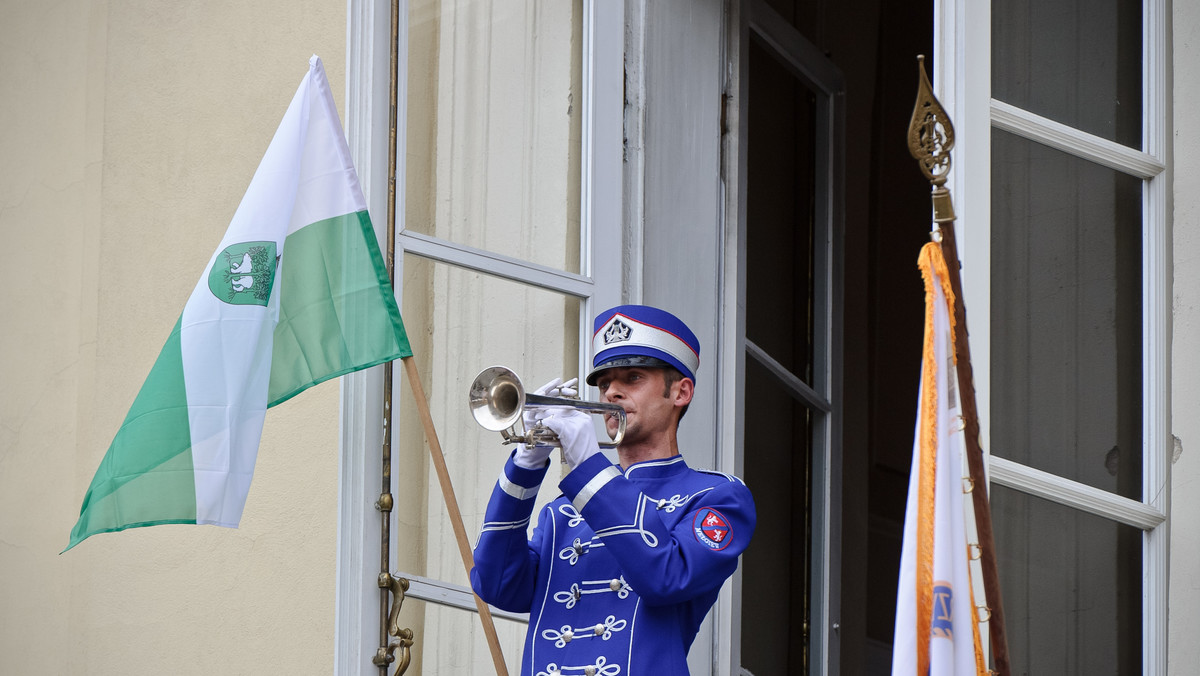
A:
[594,366,686,444]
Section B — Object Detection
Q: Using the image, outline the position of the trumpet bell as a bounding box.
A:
[467,365,627,448]
[469,366,525,432]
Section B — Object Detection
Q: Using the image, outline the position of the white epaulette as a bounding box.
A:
[696,468,742,484]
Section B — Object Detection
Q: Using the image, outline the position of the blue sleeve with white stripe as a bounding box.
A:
[559,452,757,607]
[470,452,549,612]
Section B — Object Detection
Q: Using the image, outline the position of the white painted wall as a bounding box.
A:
[635,1,726,673]
[1169,1,1200,671]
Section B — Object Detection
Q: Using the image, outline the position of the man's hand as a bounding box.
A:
[513,377,578,469]
[522,377,578,429]
[513,442,553,469]
[541,408,601,469]
[549,377,579,399]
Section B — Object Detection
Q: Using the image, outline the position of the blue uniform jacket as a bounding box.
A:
[471,451,756,676]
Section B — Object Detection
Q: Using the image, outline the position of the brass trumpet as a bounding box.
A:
[468,366,626,448]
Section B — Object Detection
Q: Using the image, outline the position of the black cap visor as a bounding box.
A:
[585,356,672,385]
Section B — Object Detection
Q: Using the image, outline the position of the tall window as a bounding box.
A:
[735,7,845,673]
[942,0,1168,672]
[342,2,623,674]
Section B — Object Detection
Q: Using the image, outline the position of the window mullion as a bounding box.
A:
[394,571,530,623]
[990,99,1164,178]
[1142,0,1171,653]
[1142,1,1170,669]
[398,231,595,299]
[989,456,1164,530]
[1143,169,1170,675]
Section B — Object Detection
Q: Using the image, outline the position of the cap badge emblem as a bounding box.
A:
[603,318,632,344]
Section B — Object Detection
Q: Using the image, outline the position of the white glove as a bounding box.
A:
[552,377,579,399]
[522,377,578,430]
[512,377,577,469]
[513,441,553,469]
[541,408,601,469]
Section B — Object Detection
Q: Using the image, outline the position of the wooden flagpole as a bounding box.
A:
[907,55,1011,675]
[374,0,509,673]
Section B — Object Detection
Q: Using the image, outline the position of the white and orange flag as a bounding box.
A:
[891,242,987,675]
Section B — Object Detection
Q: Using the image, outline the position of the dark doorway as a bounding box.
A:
[736,1,933,673]
[740,24,827,675]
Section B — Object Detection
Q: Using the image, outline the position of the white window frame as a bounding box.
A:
[934,0,1170,671]
[335,2,624,674]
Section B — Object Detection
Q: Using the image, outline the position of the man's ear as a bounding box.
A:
[674,377,695,407]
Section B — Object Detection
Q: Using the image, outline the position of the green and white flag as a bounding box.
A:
[67,56,411,550]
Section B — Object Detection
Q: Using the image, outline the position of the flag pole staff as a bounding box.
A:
[907,55,1011,676]
[372,0,407,672]
[372,1,510,674]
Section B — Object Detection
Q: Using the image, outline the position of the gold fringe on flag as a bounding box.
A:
[916,241,987,676]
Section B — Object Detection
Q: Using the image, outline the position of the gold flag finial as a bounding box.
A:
[907,55,955,188]
[908,56,956,223]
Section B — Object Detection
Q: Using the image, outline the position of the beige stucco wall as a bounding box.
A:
[1,2,347,673]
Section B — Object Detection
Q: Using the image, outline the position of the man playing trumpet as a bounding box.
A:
[471,304,757,675]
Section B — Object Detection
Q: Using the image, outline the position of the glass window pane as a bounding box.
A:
[395,254,582,595]
[405,1,583,273]
[761,0,821,40]
[403,599,529,674]
[740,356,814,675]
[746,35,818,385]
[992,0,1142,148]
[991,485,1143,674]
[990,130,1142,499]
